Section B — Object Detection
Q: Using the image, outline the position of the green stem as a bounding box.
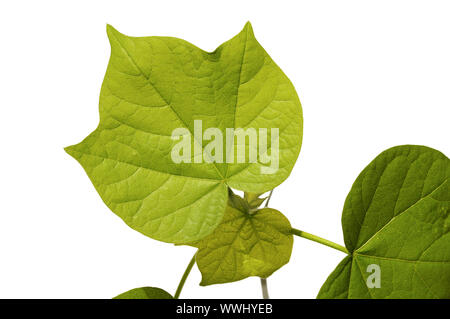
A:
[174,254,196,299]
[291,228,349,254]
[264,190,274,208]
[260,189,274,299]
[260,278,269,299]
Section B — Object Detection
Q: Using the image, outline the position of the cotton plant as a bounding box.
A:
[66,23,450,299]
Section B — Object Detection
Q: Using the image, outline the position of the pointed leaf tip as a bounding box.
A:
[106,24,115,33]
[106,24,122,42]
[64,145,80,159]
[243,21,254,35]
[64,145,73,156]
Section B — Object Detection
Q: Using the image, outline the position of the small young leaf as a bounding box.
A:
[113,287,173,299]
[244,192,267,208]
[318,145,450,299]
[228,190,250,213]
[194,202,293,285]
[65,23,303,244]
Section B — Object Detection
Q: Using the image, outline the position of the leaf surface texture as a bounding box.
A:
[318,145,450,299]
[194,204,293,285]
[66,23,302,243]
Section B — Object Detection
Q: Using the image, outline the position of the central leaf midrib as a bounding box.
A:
[224,24,249,179]
[71,148,222,182]
[351,253,448,298]
[207,215,248,280]
[354,252,450,264]
[356,177,447,252]
[353,257,375,299]
[110,31,225,179]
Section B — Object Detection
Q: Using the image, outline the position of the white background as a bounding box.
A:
[0,0,448,299]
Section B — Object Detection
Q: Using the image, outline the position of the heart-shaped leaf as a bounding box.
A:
[193,196,293,285]
[113,287,173,299]
[318,145,450,298]
[65,23,303,244]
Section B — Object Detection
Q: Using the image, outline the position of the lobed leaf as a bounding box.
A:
[193,200,293,285]
[65,23,303,244]
[318,145,450,299]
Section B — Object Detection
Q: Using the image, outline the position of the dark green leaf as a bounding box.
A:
[194,204,293,285]
[318,145,450,299]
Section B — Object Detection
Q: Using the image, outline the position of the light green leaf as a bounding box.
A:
[65,22,303,244]
[244,192,267,208]
[318,145,450,299]
[113,287,173,299]
[194,200,293,285]
[228,190,251,213]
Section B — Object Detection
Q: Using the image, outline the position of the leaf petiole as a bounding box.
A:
[260,189,274,299]
[260,278,269,299]
[174,254,196,299]
[291,228,349,254]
